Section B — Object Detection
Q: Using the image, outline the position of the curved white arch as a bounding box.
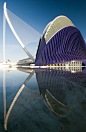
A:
[3,2,35,62]
[43,21,52,35]
[44,15,75,44]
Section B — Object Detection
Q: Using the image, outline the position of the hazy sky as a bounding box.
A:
[0,0,86,62]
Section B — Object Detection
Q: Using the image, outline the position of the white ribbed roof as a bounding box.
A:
[43,15,75,44]
[43,21,52,35]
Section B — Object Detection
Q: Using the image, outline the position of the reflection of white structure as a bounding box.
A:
[3,70,6,121]
[3,69,34,130]
[3,2,41,63]
[44,89,73,117]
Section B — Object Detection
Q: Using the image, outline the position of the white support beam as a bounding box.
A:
[3,2,35,62]
[3,8,6,63]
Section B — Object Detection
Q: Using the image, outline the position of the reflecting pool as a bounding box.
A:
[0,68,86,132]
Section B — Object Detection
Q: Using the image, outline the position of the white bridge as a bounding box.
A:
[3,2,41,64]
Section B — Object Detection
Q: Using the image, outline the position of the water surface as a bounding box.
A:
[0,68,86,132]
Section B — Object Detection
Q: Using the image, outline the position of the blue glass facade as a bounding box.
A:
[35,26,86,66]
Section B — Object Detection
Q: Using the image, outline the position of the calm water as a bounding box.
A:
[0,68,86,132]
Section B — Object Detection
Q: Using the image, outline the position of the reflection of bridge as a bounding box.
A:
[2,68,74,130]
[3,69,34,130]
[3,68,86,130]
[3,2,41,63]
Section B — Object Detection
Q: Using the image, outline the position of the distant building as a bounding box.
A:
[35,16,86,66]
[18,55,36,65]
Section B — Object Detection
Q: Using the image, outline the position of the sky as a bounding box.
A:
[0,0,86,62]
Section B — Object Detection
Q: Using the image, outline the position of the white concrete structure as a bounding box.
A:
[3,2,37,63]
[43,16,75,44]
[3,9,6,63]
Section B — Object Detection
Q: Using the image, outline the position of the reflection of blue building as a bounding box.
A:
[35,68,86,117]
[35,16,86,66]
[36,69,86,104]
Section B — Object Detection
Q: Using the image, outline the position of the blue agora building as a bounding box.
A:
[35,16,86,67]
